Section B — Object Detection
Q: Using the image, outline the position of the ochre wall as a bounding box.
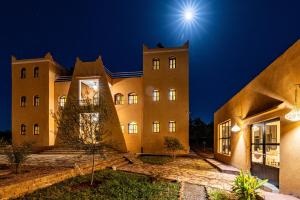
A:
[142,43,189,154]
[214,39,300,196]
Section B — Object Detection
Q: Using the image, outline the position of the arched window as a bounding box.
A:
[114,93,124,105]
[169,89,176,101]
[20,96,26,107]
[59,96,66,107]
[152,121,160,133]
[128,122,138,134]
[20,124,26,135]
[152,90,160,101]
[152,58,160,70]
[33,124,39,135]
[21,68,26,79]
[34,67,39,78]
[34,95,40,107]
[169,121,176,132]
[169,57,176,69]
[128,93,138,104]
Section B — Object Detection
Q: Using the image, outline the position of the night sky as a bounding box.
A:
[0,0,300,130]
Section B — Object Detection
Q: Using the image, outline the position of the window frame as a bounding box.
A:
[152,58,160,70]
[128,122,138,134]
[20,68,26,79]
[33,124,39,135]
[152,121,160,133]
[128,93,138,105]
[59,96,67,107]
[33,95,40,107]
[33,67,39,78]
[169,57,176,69]
[20,96,26,107]
[114,93,124,105]
[152,90,160,102]
[169,89,176,101]
[218,120,232,156]
[168,121,176,133]
[20,124,26,135]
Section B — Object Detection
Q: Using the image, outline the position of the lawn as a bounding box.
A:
[139,155,173,165]
[15,169,180,200]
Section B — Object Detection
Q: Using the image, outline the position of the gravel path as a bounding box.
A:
[182,182,207,200]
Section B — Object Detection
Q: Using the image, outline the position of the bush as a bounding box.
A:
[164,137,184,160]
[208,189,232,200]
[232,170,267,200]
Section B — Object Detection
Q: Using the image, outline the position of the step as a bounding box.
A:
[205,158,240,175]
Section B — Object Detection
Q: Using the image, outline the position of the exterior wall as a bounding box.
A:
[142,43,189,154]
[214,39,300,196]
[12,56,56,147]
[110,77,143,153]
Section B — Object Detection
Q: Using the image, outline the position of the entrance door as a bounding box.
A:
[251,119,280,187]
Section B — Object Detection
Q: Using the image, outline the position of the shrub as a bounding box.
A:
[232,170,267,200]
[208,189,231,200]
[164,137,184,160]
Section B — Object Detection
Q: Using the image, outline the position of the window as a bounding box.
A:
[169,89,176,101]
[59,96,66,107]
[21,68,26,79]
[152,58,160,70]
[20,124,26,135]
[34,95,40,107]
[169,121,176,132]
[152,121,160,133]
[33,124,39,135]
[34,67,39,78]
[20,96,26,107]
[115,93,124,105]
[128,93,138,104]
[79,79,99,106]
[218,120,231,155]
[152,90,160,101]
[128,122,138,134]
[169,57,176,69]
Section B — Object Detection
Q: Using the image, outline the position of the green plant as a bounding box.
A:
[164,137,184,160]
[232,170,267,200]
[208,189,231,200]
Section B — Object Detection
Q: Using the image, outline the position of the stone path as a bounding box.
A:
[182,183,207,200]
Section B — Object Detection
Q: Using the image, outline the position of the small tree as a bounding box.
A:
[0,139,32,174]
[53,94,111,185]
[164,136,184,160]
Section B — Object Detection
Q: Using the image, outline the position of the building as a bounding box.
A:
[11,42,189,154]
[214,39,300,196]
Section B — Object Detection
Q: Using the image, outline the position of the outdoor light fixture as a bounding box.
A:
[231,123,241,132]
[285,84,300,122]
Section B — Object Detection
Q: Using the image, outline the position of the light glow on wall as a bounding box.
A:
[231,124,241,132]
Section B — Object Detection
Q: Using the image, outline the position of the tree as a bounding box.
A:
[52,94,112,185]
[164,136,184,160]
[0,139,32,174]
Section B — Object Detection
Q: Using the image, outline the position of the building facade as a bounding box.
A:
[12,42,189,154]
[214,40,300,197]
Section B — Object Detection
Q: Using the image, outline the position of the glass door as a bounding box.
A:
[251,119,280,186]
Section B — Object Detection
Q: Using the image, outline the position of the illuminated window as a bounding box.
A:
[59,96,66,107]
[34,67,39,78]
[128,93,138,104]
[128,122,138,134]
[21,68,26,79]
[152,58,160,70]
[33,124,39,135]
[152,121,160,133]
[169,57,176,69]
[218,120,231,155]
[169,89,176,101]
[152,90,160,101]
[169,121,176,132]
[20,96,26,107]
[20,124,26,135]
[115,93,124,105]
[121,125,125,133]
[34,95,40,107]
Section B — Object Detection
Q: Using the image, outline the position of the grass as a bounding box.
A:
[15,169,180,200]
[139,155,173,165]
[207,188,236,200]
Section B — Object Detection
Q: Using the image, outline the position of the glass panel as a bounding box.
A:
[265,121,280,144]
[266,145,280,168]
[252,125,263,144]
[252,145,263,164]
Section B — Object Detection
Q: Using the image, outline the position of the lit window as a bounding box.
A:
[34,95,40,107]
[169,121,176,132]
[218,120,231,155]
[152,90,160,101]
[34,67,39,78]
[169,57,176,69]
[128,122,138,134]
[121,125,125,133]
[59,96,66,107]
[33,124,39,135]
[21,68,26,79]
[152,121,160,133]
[20,124,26,135]
[152,58,160,70]
[128,93,138,104]
[115,93,124,105]
[20,96,26,107]
[169,89,176,101]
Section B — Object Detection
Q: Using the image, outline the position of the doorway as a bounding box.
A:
[250,119,280,187]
